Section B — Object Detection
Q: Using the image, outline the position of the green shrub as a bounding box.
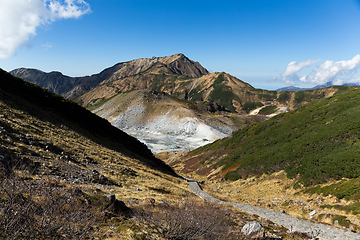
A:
[242,102,263,113]
[332,216,351,228]
[334,85,349,91]
[224,171,241,181]
[295,91,305,103]
[258,105,277,115]
[278,92,290,102]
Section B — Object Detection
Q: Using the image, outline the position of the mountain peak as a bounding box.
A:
[157,53,209,77]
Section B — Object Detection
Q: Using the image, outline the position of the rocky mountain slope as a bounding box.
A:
[174,86,360,185]
[89,89,262,153]
[10,53,208,100]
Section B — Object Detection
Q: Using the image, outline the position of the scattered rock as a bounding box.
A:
[158,201,170,208]
[309,210,317,219]
[141,198,155,206]
[72,187,84,196]
[125,198,140,205]
[241,221,265,238]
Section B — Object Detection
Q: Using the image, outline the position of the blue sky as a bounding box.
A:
[1,0,360,90]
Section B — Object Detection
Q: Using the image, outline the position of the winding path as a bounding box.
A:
[183,177,360,240]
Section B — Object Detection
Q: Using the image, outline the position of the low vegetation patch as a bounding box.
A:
[132,199,241,239]
[209,73,239,112]
[332,215,352,228]
[258,105,277,115]
[321,202,360,215]
[305,177,360,200]
[294,91,325,104]
[278,91,290,102]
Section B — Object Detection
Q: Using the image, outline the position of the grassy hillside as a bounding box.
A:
[181,87,360,188]
[0,69,173,173]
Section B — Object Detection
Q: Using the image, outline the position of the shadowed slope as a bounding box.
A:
[0,68,175,175]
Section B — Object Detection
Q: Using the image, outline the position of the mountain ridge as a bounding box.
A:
[10,53,209,100]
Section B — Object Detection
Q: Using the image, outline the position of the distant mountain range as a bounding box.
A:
[277,82,360,92]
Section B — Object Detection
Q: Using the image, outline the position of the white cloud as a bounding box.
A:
[0,0,91,59]
[281,59,319,85]
[300,54,360,85]
[281,55,360,86]
[333,76,360,86]
[42,42,53,50]
[47,0,91,19]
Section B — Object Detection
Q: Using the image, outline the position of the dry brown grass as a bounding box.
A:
[0,97,193,238]
[132,198,243,240]
[0,99,190,202]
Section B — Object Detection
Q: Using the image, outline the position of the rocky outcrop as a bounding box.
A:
[241,221,265,238]
[165,53,209,77]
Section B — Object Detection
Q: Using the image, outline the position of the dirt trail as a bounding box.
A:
[183,177,360,240]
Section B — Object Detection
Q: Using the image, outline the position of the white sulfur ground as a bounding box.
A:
[117,114,229,154]
[91,101,234,153]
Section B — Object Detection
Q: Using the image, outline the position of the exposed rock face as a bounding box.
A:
[165,53,209,77]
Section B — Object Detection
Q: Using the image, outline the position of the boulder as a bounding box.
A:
[105,194,116,203]
[241,221,265,238]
